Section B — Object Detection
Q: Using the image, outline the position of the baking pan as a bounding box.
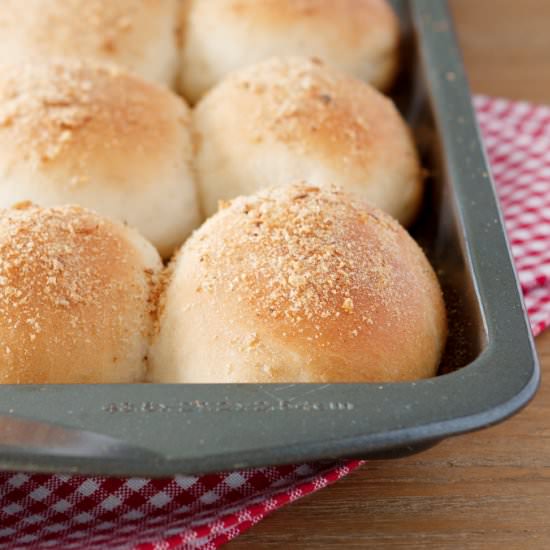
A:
[0,0,539,477]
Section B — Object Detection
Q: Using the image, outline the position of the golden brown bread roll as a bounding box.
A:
[179,0,400,103]
[0,0,181,88]
[0,60,201,258]
[0,203,162,384]
[194,57,422,227]
[149,183,447,383]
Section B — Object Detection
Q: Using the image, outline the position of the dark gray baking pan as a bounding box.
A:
[0,0,539,477]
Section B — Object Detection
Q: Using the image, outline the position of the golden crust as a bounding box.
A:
[0,60,200,257]
[0,203,162,383]
[180,0,399,102]
[194,57,422,225]
[209,57,406,169]
[0,0,181,87]
[0,60,190,178]
[150,184,447,383]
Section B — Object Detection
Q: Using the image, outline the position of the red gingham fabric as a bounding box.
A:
[475,95,550,335]
[0,462,362,550]
[0,96,549,549]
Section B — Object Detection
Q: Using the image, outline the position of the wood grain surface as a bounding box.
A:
[228,1,550,548]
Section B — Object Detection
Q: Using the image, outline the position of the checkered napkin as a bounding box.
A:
[0,95,549,550]
[475,95,550,335]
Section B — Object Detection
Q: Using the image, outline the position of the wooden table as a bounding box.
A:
[229,1,550,548]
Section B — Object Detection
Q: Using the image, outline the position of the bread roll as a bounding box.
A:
[0,0,181,88]
[0,60,201,258]
[150,183,447,383]
[179,0,400,103]
[0,203,162,384]
[194,57,422,226]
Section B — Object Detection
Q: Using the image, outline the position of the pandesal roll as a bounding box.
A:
[0,60,201,258]
[179,0,400,103]
[149,183,447,384]
[194,57,422,226]
[0,203,162,384]
[0,0,181,88]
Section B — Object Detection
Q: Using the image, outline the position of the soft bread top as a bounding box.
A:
[180,0,400,103]
[0,0,181,87]
[0,203,161,384]
[150,183,447,383]
[0,60,200,257]
[194,57,422,226]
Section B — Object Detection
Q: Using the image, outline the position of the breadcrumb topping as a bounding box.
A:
[186,183,405,342]
[222,57,395,165]
[0,203,156,380]
[0,60,189,173]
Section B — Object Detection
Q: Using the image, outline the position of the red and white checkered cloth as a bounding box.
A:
[475,95,550,336]
[0,96,549,550]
